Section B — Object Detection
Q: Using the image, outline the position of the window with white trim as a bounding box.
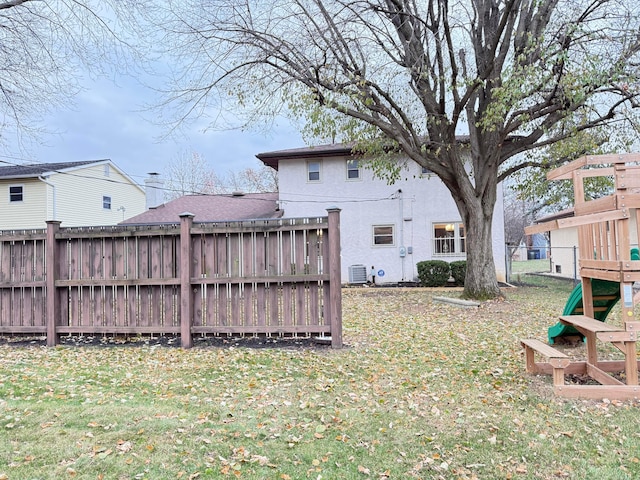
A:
[433,222,466,256]
[346,159,360,180]
[373,225,394,246]
[307,161,321,182]
[9,185,23,202]
[103,195,112,210]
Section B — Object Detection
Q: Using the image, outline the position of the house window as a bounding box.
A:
[9,185,23,202]
[421,166,432,175]
[346,159,360,180]
[373,225,394,246]
[307,161,321,182]
[433,222,465,256]
[103,196,112,210]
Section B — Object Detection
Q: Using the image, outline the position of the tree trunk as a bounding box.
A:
[462,202,502,299]
[450,169,502,300]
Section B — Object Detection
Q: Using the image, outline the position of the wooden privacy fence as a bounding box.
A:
[0,208,342,348]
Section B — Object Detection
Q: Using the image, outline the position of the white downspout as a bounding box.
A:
[398,188,404,281]
[38,176,56,221]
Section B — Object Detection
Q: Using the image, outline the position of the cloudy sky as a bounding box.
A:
[7,69,306,187]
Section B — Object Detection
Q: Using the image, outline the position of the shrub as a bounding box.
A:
[449,260,467,286]
[417,260,450,287]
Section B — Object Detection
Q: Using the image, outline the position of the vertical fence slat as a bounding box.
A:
[282,283,293,329]
[294,230,306,326]
[0,241,8,283]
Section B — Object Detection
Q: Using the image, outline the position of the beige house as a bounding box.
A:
[0,160,146,230]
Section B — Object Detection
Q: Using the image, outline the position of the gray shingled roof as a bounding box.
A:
[120,193,282,225]
[0,160,107,179]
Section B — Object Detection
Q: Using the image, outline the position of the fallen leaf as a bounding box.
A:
[358,465,370,475]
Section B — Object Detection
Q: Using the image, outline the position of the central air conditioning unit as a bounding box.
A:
[348,264,368,284]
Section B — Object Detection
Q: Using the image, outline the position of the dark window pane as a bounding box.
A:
[9,186,23,202]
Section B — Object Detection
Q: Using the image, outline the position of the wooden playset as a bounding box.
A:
[522,154,640,400]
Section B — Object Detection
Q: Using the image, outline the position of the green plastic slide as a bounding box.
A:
[548,248,639,344]
[548,279,621,344]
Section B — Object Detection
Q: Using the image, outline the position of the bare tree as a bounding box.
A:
[222,165,278,193]
[503,184,535,251]
[163,150,222,200]
[154,0,640,299]
[0,1,142,145]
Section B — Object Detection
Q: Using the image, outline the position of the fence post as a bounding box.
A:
[179,213,195,348]
[45,220,61,347]
[326,208,342,348]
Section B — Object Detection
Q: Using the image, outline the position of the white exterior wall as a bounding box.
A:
[0,179,48,230]
[0,162,146,231]
[277,155,506,284]
[549,228,579,279]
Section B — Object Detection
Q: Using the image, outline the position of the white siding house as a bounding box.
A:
[258,143,506,284]
[0,160,146,230]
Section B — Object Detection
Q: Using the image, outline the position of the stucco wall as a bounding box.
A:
[277,155,506,283]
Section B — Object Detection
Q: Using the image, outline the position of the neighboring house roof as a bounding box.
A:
[0,160,107,179]
[0,159,145,194]
[120,192,282,225]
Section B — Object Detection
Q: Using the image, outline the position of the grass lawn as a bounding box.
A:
[511,259,552,275]
[1,278,639,479]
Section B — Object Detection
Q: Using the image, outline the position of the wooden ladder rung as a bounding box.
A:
[592,295,618,301]
[574,307,608,313]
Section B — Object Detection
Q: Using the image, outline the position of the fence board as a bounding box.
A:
[139,237,150,279]
[282,283,293,328]
[34,240,45,282]
[81,285,92,326]
[127,237,137,280]
[33,287,46,328]
[0,242,9,283]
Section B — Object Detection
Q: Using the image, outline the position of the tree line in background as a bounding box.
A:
[162,150,278,200]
